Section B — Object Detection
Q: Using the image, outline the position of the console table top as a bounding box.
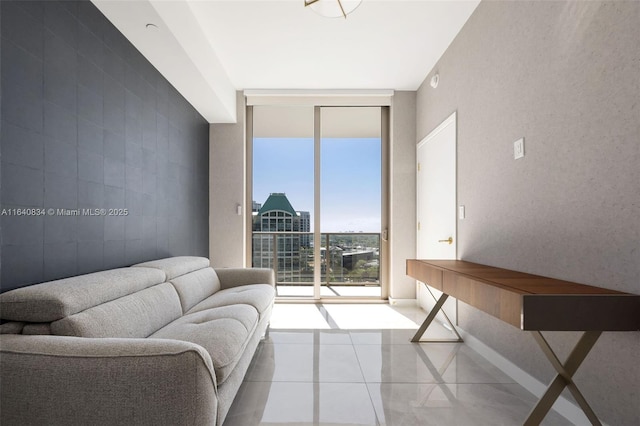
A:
[410,259,630,295]
[406,259,639,331]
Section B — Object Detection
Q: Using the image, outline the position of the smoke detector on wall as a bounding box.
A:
[430,73,439,88]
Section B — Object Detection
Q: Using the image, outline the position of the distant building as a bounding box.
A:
[252,193,305,282]
[252,193,378,284]
[342,250,375,270]
[297,210,311,247]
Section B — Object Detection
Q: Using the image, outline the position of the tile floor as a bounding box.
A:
[277,285,382,298]
[223,304,572,426]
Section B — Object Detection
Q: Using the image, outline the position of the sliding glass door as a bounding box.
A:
[251,106,315,296]
[250,105,386,299]
[319,107,382,297]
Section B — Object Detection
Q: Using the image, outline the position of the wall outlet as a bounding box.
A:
[514,138,525,159]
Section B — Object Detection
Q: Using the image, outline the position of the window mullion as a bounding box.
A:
[313,106,321,299]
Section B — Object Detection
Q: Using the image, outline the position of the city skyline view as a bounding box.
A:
[253,137,382,232]
[251,191,381,286]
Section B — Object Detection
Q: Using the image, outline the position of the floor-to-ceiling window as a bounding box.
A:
[248,101,389,300]
[251,106,315,293]
[319,107,382,297]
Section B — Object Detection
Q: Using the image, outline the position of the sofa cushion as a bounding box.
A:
[187,284,275,320]
[170,267,221,313]
[0,335,217,426]
[51,283,182,338]
[22,324,52,335]
[215,268,275,290]
[151,304,258,385]
[133,256,210,280]
[0,268,166,322]
[0,322,24,334]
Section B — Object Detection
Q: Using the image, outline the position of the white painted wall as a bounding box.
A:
[210,91,418,298]
[389,92,417,301]
[416,2,640,424]
[209,92,246,267]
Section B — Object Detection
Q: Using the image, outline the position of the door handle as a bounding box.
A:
[438,237,453,245]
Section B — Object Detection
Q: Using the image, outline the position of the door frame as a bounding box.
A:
[246,104,390,301]
[416,111,457,259]
[416,110,458,322]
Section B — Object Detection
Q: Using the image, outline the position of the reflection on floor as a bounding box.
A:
[277,285,382,298]
[224,304,573,426]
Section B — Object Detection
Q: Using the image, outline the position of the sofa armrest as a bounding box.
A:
[0,335,218,426]
[215,268,275,290]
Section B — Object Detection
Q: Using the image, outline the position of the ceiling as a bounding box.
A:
[93,0,480,123]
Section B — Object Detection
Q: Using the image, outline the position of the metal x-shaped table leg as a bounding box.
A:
[524,330,602,425]
[411,286,463,343]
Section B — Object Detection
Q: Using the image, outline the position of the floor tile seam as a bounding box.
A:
[361,380,518,385]
[360,380,447,385]
[241,379,377,385]
[245,378,456,385]
[269,328,352,332]
[241,379,515,385]
[350,342,425,346]
[442,380,518,385]
[356,355,384,426]
[264,342,417,345]
[352,337,385,426]
[264,342,356,346]
[266,379,368,383]
[264,342,360,347]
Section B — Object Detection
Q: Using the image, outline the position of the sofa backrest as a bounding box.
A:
[0,266,183,338]
[0,257,218,338]
[50,283,182,338]
[133,257,221,313]
[0,268,166,323]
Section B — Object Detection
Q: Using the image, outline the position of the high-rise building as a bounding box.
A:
[297,210,311,248]
[252,194,376,284]
[252,193,305,282]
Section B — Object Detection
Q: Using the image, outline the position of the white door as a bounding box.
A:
[416,112,457,326]
[417,112,457,259]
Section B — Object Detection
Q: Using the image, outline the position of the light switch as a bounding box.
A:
[459,205,465,219]
[514,138,525,159]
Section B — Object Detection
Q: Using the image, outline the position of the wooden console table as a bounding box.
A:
[406,259,639,426]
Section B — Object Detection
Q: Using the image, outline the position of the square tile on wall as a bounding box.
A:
[0,0,209,290]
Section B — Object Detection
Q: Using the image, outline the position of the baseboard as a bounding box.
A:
[458,329,607,426]
[388,297,417,307]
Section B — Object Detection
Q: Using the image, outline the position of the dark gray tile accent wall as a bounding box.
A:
[0,0,3,284]
[0,0,209,292]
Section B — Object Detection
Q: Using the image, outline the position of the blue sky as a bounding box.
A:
[253,137,381,232]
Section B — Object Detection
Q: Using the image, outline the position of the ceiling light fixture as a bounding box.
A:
[304,0,363,19]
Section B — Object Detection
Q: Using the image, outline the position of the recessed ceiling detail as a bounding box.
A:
[92,0,480,123]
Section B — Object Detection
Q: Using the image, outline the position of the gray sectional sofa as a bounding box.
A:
[0,256,275,426]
